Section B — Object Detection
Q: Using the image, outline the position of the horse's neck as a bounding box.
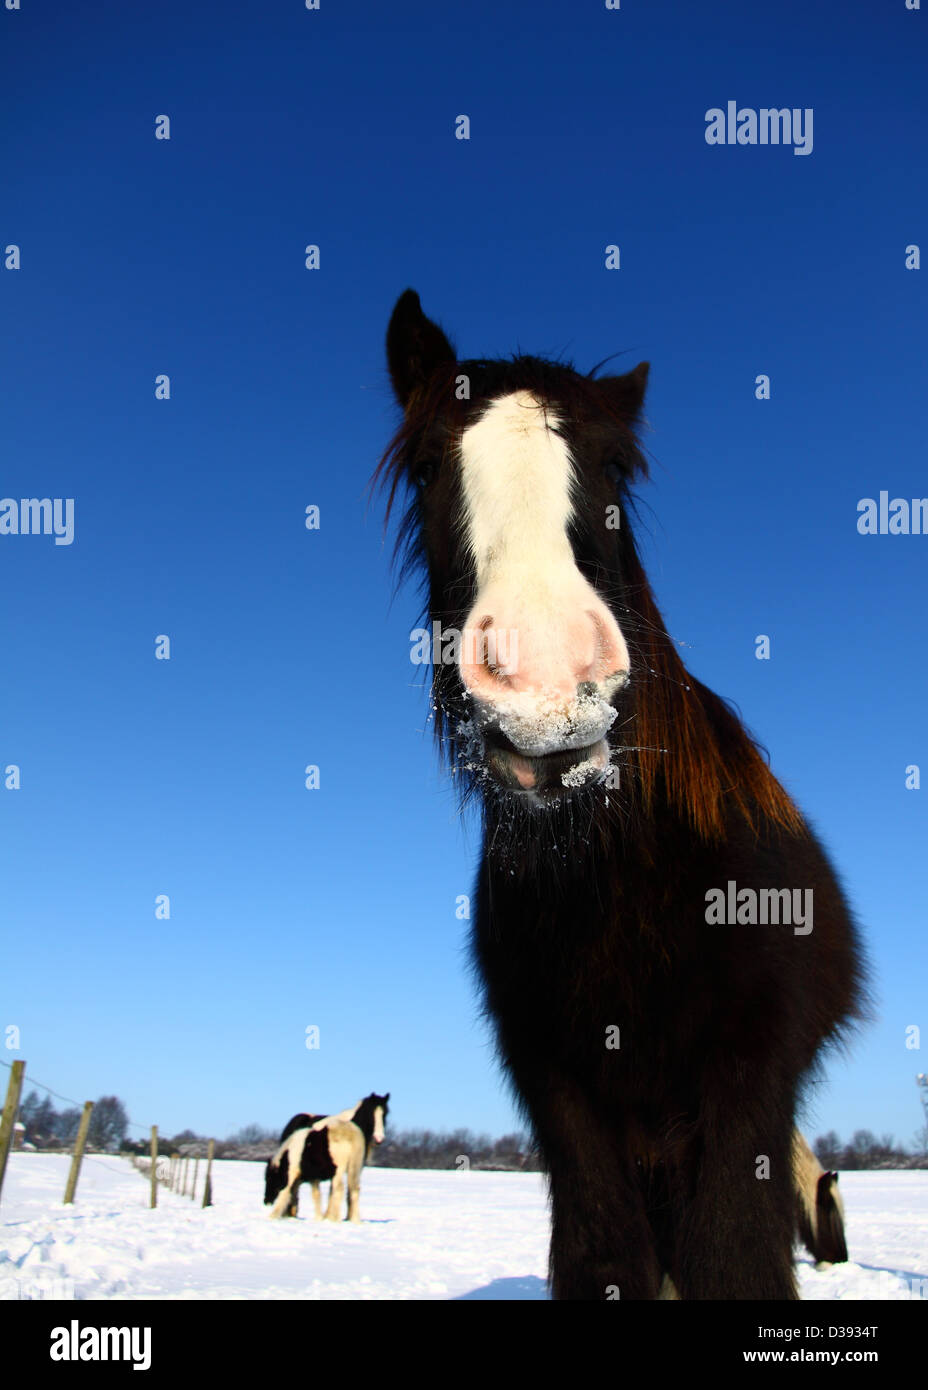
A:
[351,1103,373,1141]
[478,799,676,939]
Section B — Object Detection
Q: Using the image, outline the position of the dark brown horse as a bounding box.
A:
[378,289,866,1299]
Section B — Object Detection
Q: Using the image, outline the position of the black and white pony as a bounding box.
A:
[377,290,867,1299]
[793,1129,848,1267]
[264,1094,389,1222]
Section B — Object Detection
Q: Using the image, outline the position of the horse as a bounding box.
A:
[377,289,867,1299]
[264,1094,389,1222]
[264,1117,365,1222]
[792,1129,848,1266]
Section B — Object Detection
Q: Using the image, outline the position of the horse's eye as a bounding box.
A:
[414,461,437,490]
[604,459,624,486]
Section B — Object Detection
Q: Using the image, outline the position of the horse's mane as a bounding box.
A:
[619,540,802,840]
[373,359,802,843]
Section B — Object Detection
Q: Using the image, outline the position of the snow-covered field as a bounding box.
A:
[1,1154,925,1301]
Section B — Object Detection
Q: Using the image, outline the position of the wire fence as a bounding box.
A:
[0,1056,215,1212]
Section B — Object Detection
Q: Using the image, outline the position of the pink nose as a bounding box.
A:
[460,603,628,706]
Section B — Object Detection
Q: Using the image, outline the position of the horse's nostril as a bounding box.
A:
[577,681,597,698]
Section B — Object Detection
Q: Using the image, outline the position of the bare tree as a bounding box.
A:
[87,1096,129,1151]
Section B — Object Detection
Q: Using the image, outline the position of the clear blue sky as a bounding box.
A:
[2,0,925,1149]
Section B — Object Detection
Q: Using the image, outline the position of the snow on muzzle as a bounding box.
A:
[489,683,621,756]
[458,593,630,794]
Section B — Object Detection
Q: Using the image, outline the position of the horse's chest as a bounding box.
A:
[479,915,665,1029]
[474,892,725,1092]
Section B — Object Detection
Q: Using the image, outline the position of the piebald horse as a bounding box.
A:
[378,290,866,1299]
[264,1094,389,1222]
[793,1129,848,1267]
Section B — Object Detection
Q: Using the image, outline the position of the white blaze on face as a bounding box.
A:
[457,391,630,754]
[459,391,576,596]
[373,1105,385,1144]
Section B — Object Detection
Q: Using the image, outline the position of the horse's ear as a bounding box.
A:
[387,289,456,410]
[598,361,650,423]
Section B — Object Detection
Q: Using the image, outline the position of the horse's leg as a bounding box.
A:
[325,1162,345,1220]
[512,1065,660,1300]
[547,1157,660,1300]
[269,1175,296,1220]
[311,1181,322,1220]
[673,1072,798,1300]
[346,1146,362,1224]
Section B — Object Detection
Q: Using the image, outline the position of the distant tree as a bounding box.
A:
[18,1090,43,1136]
[827,1128,919,1170]
[18,1089,38,1121]
[490,1133,532,1168]
[375,1126,541,1171]
[851,1128,877,1154]
[229,1123,276,1145]
[55,1108,83,1144]
[87,1096,129,1151]
[838,1128,877,1167]
[34,1096,59,1141]
[813,1131,842,1167]
[168,1128,202,1146]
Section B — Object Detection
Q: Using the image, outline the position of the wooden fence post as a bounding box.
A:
[149,1126,158,1209]
[171,1153,180,1192]
[202,1138,214,1207]
[62,1101,94,1205]
[182,1156,190,1196]
[191,1155,199,1201]
[0,1060,26,1208]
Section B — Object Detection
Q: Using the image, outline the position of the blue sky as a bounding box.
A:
[2,0,925,1149]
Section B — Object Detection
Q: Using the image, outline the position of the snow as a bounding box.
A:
[1,1154,925,1301]
[494,688,617,757]
[561,749,609,787]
